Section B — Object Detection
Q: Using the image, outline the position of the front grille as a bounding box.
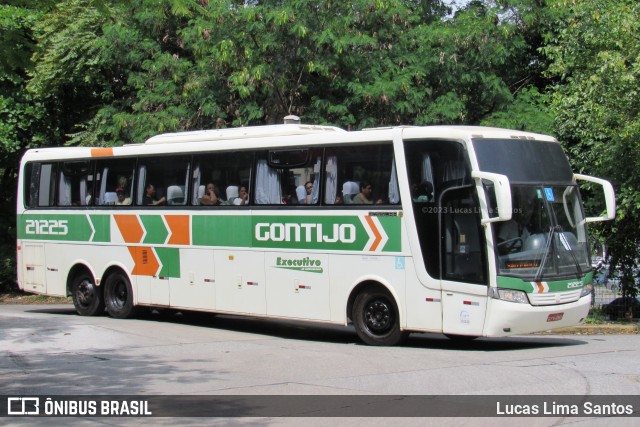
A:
[528,290,581,306]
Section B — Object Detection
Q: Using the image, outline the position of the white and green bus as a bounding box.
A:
[16,121,615,345]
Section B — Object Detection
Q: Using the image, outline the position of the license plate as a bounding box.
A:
[547,313,564,322]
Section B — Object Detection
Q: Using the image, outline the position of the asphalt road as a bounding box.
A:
[1,304,639,426]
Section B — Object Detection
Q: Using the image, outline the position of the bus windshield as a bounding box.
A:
[493,185,590,279]
[472,138,591,280]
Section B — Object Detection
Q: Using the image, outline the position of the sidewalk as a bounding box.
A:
[538,323,640,335]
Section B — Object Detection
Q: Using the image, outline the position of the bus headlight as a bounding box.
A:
[489,288,530,304]
[580,283,593,298]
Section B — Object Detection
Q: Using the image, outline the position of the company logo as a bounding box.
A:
[7,397,40,415]
[255,223,356,244]
[275,256,323,273]
[24,219,68,236]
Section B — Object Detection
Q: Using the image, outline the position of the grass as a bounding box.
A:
[0,291,70,304]
[584,307,608,324]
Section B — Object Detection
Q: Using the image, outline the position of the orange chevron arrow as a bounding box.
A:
[365,216,383,251]
[114,214,144,243]
[128,246,159,276]
[165,215,190,245]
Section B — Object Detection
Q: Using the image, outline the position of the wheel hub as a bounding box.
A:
[77,281,93,305]
[365,300,392,332]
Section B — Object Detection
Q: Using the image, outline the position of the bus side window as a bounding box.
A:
[95,159,135,206]
[58,161,94,207]
[23,163,39,208]
[32,163,57,208]
[192,151,252,207]
[324,143,397,206]
[134,156,190,207]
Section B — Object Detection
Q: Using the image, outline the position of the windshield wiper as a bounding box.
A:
[533,225,584,282]
[533,225,557,282]
[558,228,585,279]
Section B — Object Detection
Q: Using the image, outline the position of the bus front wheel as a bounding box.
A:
[104,272,138,319]
[353,289,407,346]
[71,273,104,316]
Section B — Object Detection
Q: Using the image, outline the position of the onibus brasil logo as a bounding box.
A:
[275,256,323,273]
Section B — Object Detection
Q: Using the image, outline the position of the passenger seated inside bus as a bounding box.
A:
[496,193,534,254]
[143,184,166,206]
[303,181,313,204]
[352,181,374,204]
[200,182,220,205]
[238,186,248,205]
[115,187,131,205]
[412,181,433,202]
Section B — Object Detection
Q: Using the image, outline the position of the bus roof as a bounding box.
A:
[20,125,558,162]
[145,123,346,144]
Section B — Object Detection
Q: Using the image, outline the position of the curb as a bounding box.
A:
[536,323,640,335]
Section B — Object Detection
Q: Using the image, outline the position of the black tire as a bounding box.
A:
[104,272,138,319]
[353,289,407,346]
[70,272,104,316]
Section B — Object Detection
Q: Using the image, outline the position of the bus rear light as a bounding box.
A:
[17,245,21,251]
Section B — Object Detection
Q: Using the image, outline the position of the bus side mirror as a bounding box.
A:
[574,174,616,222]
[471,171,512,224]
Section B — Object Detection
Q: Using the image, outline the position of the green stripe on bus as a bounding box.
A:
[89,215,110,242]
[140,215,168,244]
[19,212,402,252]
[251,215,401,252]
[192,215,253,246]
[497,273,594,293]
[155,247,180,278]
[17,214,93,241]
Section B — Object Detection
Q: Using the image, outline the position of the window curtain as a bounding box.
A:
[98,167,109,205]
[296,185,307,203]
[310,156,321,204]
[255,159,281,204]
[422,154,434,183]
[443,160,465,182]
[191,163,201,205]
[181,161,191,206]
[136,165,146,205]
[79,177,88,206]
[38,164,53,207]
[58,172,72,206]
[388,158,400,204]
[324,155,337,204]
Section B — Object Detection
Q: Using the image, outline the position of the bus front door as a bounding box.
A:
[439,186,489,337]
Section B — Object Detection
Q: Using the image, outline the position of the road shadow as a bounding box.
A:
[24,305,589,351]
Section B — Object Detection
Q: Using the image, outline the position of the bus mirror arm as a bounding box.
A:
[574,174,616,222]
[471,171,512,224]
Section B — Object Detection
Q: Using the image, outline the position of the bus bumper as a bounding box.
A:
[483,294,591,337]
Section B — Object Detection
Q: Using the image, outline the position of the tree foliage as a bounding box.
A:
[1,0,636,290]
[544,0,640,297]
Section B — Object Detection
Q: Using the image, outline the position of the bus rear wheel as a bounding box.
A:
[104,272,138,319]
[71,273,104,316]
[353,289,407,346]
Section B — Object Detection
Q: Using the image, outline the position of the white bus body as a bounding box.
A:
[16,124,615,345]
